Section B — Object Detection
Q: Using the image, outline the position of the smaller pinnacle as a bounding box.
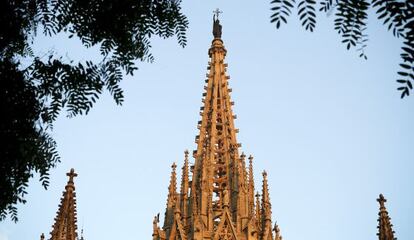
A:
[274,222,283,240]
[377,193,396,240]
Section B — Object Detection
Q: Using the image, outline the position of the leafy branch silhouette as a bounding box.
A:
[1,0,188,222]
[270,0,414,98]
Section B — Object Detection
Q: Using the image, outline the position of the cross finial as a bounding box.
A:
[66,168,78,183]
[213,8,222,20]
[377,193,387,206]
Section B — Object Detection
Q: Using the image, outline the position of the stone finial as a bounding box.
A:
[255,192,261,222]
[248,154,255,216]
[377,193,386,206]
[377,194,396,240]
[167,163,178,204]
[67,168,77,183]
[261,170,272,224]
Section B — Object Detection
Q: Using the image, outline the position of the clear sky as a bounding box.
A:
[1,1,413,240]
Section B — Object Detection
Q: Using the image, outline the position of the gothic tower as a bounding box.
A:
[41,168,79,240]
[152,14,281,240]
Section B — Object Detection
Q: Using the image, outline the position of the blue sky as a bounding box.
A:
[1,1,413,240]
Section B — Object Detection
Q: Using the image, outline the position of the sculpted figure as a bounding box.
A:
[213,17,222,38]
[223,189,229,207]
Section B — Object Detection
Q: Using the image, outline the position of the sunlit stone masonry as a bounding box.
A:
[40,168,84,240]
[37,14,398,240]
[151,14,280,240]
[150,14,400,240]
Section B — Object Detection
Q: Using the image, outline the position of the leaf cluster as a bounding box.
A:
[270,0,414,98]
[0,60,59,222]
[373,1,414,98]
[0,0,188,221]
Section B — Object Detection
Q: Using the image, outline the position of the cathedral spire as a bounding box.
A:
[377,194,397,240]
[190,12,247,232]
[153,15,279,240]
[50,168,78,240]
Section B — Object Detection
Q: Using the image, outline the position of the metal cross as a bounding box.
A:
[213,8,223,20]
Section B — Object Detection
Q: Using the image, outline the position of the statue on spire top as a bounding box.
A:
[213,8,222,38]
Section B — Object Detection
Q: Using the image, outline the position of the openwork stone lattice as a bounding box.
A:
[152,15,280,240]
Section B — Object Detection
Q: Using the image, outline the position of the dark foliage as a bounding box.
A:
[0,60,59,222]
[298,0,317,32]
[270,0,414,98]
[0,0,188,222]
[270,0,296,28]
